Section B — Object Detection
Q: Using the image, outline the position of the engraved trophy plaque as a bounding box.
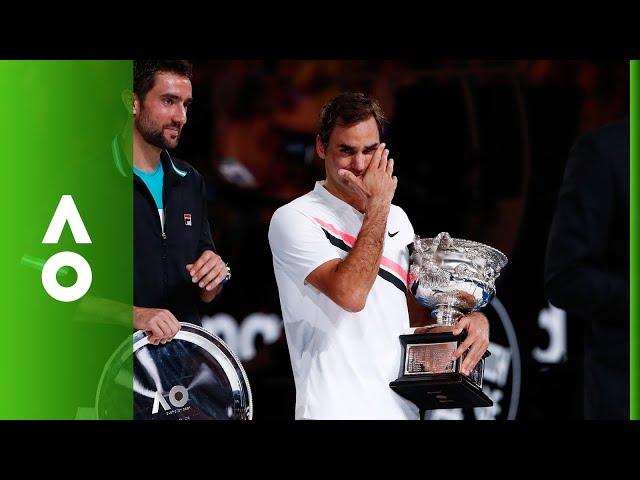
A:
[389,232,507,417]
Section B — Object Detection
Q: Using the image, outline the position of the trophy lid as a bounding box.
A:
[96,322,253,420]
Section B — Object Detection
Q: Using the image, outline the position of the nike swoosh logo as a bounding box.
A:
[388,231,399,237]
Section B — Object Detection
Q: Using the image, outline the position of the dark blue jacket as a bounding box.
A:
[134,150,216,325]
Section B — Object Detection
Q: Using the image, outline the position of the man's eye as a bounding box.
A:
[164,98,173,105]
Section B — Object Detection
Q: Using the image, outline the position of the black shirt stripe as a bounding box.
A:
[321,228,407,294]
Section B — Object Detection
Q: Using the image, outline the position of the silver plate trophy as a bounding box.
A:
[96,322,252,420]
[390,232,507,416]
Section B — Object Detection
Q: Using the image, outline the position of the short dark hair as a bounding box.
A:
[133,60,193,101]
[318,92,386,147]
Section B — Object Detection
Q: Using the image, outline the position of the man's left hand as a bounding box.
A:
[186,250,228,301]
[451,312,490,376]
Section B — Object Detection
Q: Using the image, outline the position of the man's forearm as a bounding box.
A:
[332,201,389,308]
[406,292,432,328]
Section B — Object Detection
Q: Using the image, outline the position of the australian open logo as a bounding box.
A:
[428,296,521,420]
[152,385,190,415]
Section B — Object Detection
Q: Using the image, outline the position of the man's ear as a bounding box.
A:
[316,135,326,159]
[121,90,136,115]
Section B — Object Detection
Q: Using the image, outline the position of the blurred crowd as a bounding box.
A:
[181,59,627,255]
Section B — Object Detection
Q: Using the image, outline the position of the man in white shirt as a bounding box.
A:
[268,92,489,419]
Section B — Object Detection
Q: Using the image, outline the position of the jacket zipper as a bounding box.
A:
[161,185,169,292]
[134,175,169,294]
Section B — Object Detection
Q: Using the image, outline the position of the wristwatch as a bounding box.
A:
[222,263,231,284]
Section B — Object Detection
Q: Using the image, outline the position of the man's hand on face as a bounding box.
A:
[186,250,228,300]
[451,312,490,376]
[134,307,181,345]
[338,142,397,211]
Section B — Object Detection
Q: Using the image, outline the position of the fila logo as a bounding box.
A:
[184,213,192,226]
[152,385,189,414]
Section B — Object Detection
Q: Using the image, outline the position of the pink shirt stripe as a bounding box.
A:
[313,217,408,285]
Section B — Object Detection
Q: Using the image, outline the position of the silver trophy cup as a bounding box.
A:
[390,232,507,415]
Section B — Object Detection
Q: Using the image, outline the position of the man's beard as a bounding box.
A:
[136,110,181,150]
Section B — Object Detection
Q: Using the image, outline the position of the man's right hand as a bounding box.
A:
[305,144,398,313]
[133,307,181,345]
[338,142,397,212]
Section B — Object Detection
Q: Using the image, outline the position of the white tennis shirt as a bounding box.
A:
[268,181,419,419]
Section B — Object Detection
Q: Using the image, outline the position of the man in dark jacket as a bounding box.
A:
[545,120,629,419]
[132,60,229,345]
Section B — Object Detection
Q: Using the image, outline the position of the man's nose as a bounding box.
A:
[352,152,369,172]
[173,105,187,125]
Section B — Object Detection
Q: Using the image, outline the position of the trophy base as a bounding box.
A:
[389,372,493,412]
[389,333,492,416]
